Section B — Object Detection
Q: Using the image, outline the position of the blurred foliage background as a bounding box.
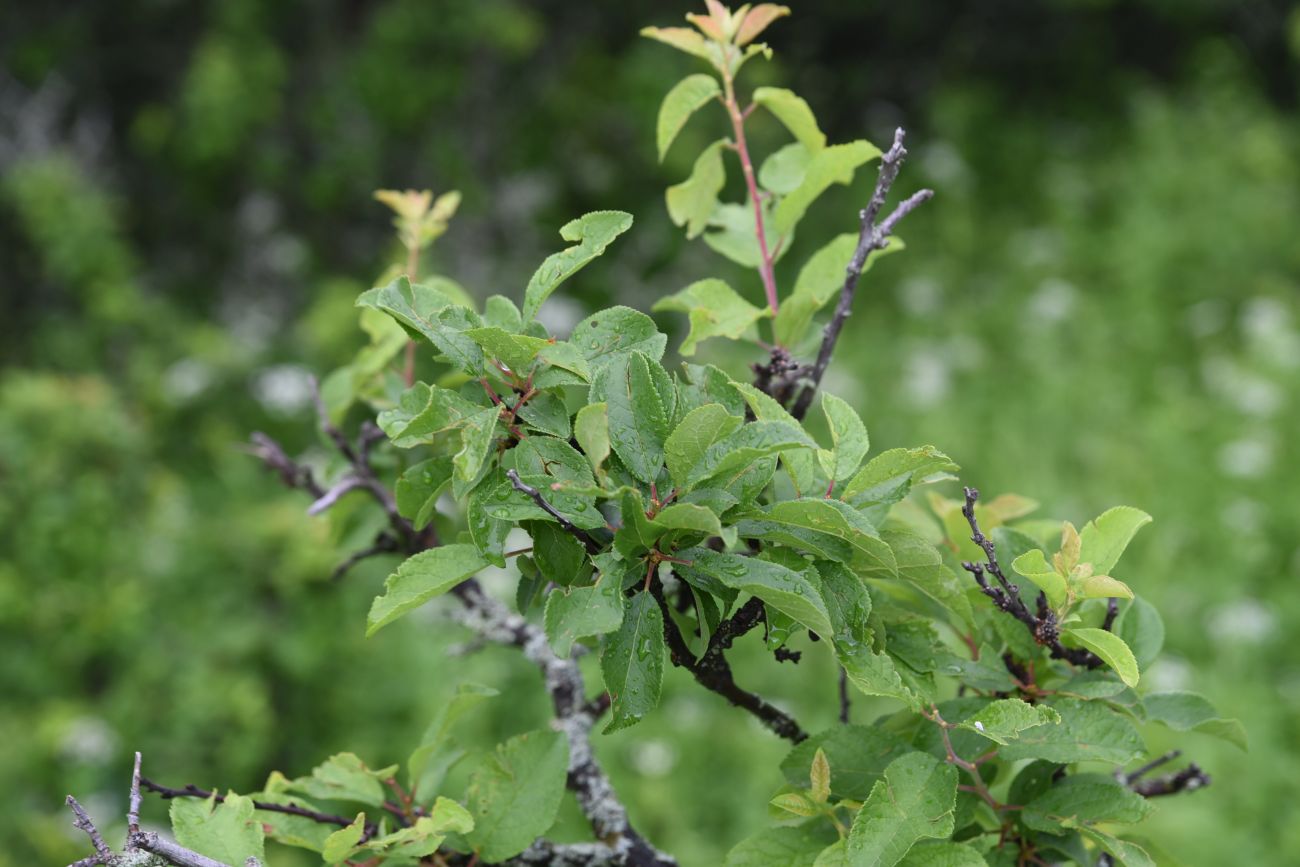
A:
[3,1,1299,864]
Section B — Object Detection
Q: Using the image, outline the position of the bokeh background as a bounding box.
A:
[4,1,1299,864]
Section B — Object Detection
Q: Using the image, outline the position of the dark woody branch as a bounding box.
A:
[781,128,934,420]
[506,468,602,554]
[958,486,1106,669]
[1116,750,1212,798]
[649,577,808,743]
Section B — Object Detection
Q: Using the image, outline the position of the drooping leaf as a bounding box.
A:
[1021,774,1152,833]
[604,351,671,484]
[654,278,770,355]
[818,393,869,482]
[1010,548,1067,610]
[452,406,500,498]
[602,593,666,733]
[170,792,266,866]
[572,306,667,368]
[665,403,744,487]
[1079,506,1152,574]
[1142,691,1248,751]
[357,276,484,374]
[845,751,958,867]
[999,699,1145,765]
[395,456,454,530]
[657,74,721,161]
[678,547,834,637]
[753,87,826,152]
[780,725,913,801]
[464,730,569,863]
[543,574,625,657]
[667,140,727,238]
[574,402,611,477]
[954,699,1061,746]
[723,821,838,867]
[408,682,499,800]
[774,141,881,234]
[522,211,633,321]
[1065,627,1140,688]
[367,545,488,636]
[321,813,366,863]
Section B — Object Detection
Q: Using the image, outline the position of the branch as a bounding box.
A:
[64,754,265,867]
[505,468,601,554]
[957,487,1105,669]
[787,128,934,419]
[450,579,676,866]
[1116,750,1211,798]
[650,579,807,743]
[140,778,382,839]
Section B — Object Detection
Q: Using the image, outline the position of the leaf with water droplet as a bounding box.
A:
[601,593,665,733]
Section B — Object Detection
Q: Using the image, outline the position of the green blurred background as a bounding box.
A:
[3,1,1299,864]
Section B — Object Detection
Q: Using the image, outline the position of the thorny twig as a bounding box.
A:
[783,128,934,419]
[958,487,1105,669]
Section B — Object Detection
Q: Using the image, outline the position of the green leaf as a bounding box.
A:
[724,822,838,867]
[291,753,395,807]
[999,699,1145,764]
[665,403,744,487]
[363,798,474,859]
[1079,506,1152,573]
[775,141,881,234]
[452,406,500,498]
[775,233,852,346]
[753,87,826,153]
[685,419,815,489]
[818,393,869,482]
[771,791,821,817]
[250,786,334,853]
[898,843,989,867]
[1143,691,1248,751]
[679,547,834,637]
[322,813,366,863]
[781,725,913,801]
[408,682,499,800]
[378,382,486,447]
[1117,596,1164,668]
[816,560,873,648]
[601,593,666,733]
[657,74,721,161]
[837,641,918,709]
[522,211,633,321]
[465,730,569,863]
[574,402,611,476]
[170,792,266,866]
[358,276,484,374]
[367,545,488,636]
[955,699,1061,745]
[667,140,727,238]
[845,751,958,867]
[1066,627,1140,687]
[738,499,896,578]
[573,306,667,369]
[1010,548,1067,610]
[604,351,670,483]
[1021,775,1152,834]
[465,326,549,371]
[641,25,713,61]
[704,201,789,268]
[653,278,770,354]
[760,142,812,195]
[483,294,523,332]
[516,390,571,439]
[395,457,454,530]
[1078,828,1156,867]
[544,574,625,657]
[841,445,957,506]
[810,748,832,803]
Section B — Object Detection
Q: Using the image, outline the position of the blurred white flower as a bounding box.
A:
[1185,300,1226,338]
[251,364,315,415]
[1217,436,1274,479]
[1027,278,1077,325]
[60,716,118,764]
[899,277,942,317]
[162,358,214,402]
[629,739,678,778]
[1207,598,1276,643]
[902,350,950,407]
[1147,655,1193,692]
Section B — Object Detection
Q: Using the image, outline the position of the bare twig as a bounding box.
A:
[331,531,400,581]
[140,778,382,838]
[505,469,601,554]
[838,669,851,724]
[786,128,934,418]
[66,796,111,860]
[128,752,143,835]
